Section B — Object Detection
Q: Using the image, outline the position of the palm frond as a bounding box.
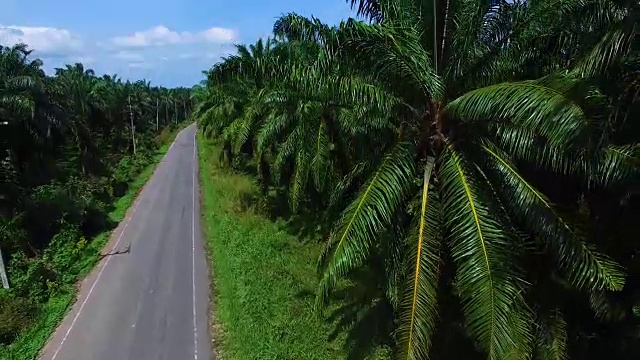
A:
[272,126,303,182]
[340,20,445,101]
[256,112,293,153]
[396,157,442,360]
[311,121,335,192]
[439,144,531,360]
[447,76,590,147]
[532,310,568,360]
[590,144,640,187]
[317,141,417,311]
[480,142,626,291]
[290,148,311,212]
[490,124,578,175]
[571,22,635,78]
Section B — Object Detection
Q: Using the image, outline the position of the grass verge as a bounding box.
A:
[0,123,190,360]
[197,133,347,360]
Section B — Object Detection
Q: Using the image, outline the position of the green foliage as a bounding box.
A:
[110,152,154,197]
[0,292,37,344]
[195,0,639,359]
[0,42,193,353]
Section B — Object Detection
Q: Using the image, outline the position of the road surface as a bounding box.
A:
[39,124,212,360]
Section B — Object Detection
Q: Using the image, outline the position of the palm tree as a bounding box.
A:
[193,0,638,358]
[0,44,60,182]
[53,63,107,173]
[1,42,194,314]
[199,32,397,212]
[270,1,636,359]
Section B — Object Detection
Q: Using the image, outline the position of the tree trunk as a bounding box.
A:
[183,99,187,120]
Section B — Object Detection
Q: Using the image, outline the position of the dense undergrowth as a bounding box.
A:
[0,123,187,360]
[0,43,193,359]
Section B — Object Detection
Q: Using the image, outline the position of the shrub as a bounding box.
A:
[0,292,37,345]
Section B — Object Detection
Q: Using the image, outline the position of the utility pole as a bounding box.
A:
[156,97,159,131]
[0,120,9,288]
[128,94,136,155]
[0,246,8,289]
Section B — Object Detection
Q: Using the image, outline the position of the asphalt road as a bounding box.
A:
[39,124,212,360]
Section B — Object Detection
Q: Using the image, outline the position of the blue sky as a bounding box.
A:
[0,0,356,87]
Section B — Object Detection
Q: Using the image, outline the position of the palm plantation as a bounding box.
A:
[0,0,637,358]
[195,0,639,359]
[0,43,192,356]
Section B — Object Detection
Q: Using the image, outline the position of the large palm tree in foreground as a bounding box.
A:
[277,1,636,359]
[195,0,639,358]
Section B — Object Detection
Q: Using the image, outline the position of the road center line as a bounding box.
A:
[49,127,188,360]
[192,130,199,360]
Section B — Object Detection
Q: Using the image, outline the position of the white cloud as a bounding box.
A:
[111,26,184,47]
[0,22,236,86]
[0,25,82,55]
[199,27,236,43]
[110,25,237,48]
[128,62,153,69]
[112,50,144,61]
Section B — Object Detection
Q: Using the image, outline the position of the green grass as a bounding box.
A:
[0,123,189,360]
[197,133,349,360]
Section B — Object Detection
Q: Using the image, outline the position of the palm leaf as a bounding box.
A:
[256,112,293,154]
[283,65,403,114]
[317,141,417,311]
[590,144,640,187]
[571,23,635,78]
[272,126,303,182]
[446,76,590,147]
[490,123,579,176]
[328,161,372,208]
[532,310,568,360]
[396,157,442,360]
[221,114,253,154]
[290,147,311,212]
[310,121,335,193]
[439,144,531,360]
[480,142,625,291]
[340,20,445,101]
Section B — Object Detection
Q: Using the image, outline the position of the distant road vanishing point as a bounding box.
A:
[39,124,212,360]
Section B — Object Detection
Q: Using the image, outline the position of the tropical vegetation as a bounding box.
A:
[194,0,639,359]
[0,43,192,355]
